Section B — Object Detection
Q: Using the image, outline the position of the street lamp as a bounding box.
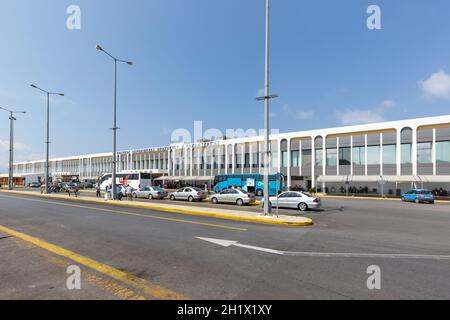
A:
[30,84,64,194]
[0,107,26,190]
[256,0,278,215]
[96,44,133,200]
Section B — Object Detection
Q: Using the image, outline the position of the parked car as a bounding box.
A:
[401,189,435,204]
[169,187,208,202]
[80,182,94,189]
[60,182,78,193]
[210,189,256,206]
[28,182,41,188]
[262,191,321,212]
[133,186,168,200]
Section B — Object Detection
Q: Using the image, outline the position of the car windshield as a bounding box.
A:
[153,187,163,192]
[302,192,313,198]
[420,191,432,195]
[192,187,203,192]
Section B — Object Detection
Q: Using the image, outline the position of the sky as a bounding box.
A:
[1,0,450,171]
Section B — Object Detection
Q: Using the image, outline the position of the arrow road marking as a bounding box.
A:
[196,237,450,261]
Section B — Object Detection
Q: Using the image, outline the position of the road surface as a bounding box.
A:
[1,192,450,300]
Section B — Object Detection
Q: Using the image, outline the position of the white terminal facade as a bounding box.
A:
[11,115,450,193]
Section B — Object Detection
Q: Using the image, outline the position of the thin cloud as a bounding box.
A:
[295,111,314,120]
[419,70,450,100]
[335,100,397,125]
[283,104,314,121]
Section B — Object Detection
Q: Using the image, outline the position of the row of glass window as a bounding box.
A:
[283,141,450,167]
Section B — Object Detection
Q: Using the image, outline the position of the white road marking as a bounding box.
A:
[197,237,450,260]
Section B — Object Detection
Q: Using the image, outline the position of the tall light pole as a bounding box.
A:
[96,45,133,200]
[0,107,26,190]
[30,84,64,194]
[257,0,278,215]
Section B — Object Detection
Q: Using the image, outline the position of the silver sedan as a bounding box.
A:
[132,186,168,200]
[210,189,256,206]
[169,187,208,202]
[263,191,321,211]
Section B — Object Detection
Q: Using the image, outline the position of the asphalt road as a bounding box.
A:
[1,192,450,300]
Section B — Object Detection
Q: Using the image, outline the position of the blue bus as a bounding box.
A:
[213,173,285,196]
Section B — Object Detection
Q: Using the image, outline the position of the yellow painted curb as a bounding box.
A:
[0,190,314,227]
[0,224,187,300]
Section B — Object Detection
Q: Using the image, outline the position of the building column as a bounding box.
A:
[197,148,201,177]
[365,134,368,176]
[380,132,384,177]
[299,139,303,178]
[396,128,401,176]
[249,144,253,174]
[287,139,291,190]
[277,139,282,174]
[311,137,316,189]
[232,144,236,174]
[224,145,228,174]
[173,149,177,176]
[336,137,340,177]
[241,144,245,174]
[350,136,354,177]
[432,128,437,176]
[258,142,262,175]
[412,127,418,176]
[322,137,326,191]
[190,148,193,177]
[168,151,172,176]
[184,148,188,176]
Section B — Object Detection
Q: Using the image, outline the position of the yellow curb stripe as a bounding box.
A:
[0,193,247,231]
[12,237,145,300]
[0,224,187,300]
[0,191,313,227]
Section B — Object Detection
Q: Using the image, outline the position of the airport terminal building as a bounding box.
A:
[10,115,450,194]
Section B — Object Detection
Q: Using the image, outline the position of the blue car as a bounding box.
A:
[401,189,435,204]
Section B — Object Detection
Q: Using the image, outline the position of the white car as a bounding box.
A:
[169,187,208,202]
[263,191,321,211]
[132,186,168,200]
[210,189,256,206]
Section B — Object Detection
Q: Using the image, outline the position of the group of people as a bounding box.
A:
[432,188,449,197]
[102,184,135,201]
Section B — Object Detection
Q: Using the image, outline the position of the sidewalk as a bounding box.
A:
[316,193,450,204]
[0,190,313,227]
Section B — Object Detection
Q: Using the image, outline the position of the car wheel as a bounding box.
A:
[401,197,405,202]
[256,189,263,197]
[188,196,194,202]
[133,193,137,199]
[211,197,219,204]
[298,202,308,212]
[236,199,244,206]
[170,195,176,201]
[415,198,420,204]
[148,194,153,200]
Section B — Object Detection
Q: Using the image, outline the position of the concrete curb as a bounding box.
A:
[0,190,314,227]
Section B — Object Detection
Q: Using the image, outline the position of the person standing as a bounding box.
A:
[96,183,101,198]
[115,185,123,201]
[126,184,133,201]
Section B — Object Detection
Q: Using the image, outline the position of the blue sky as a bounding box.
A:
[1,0,450,170]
